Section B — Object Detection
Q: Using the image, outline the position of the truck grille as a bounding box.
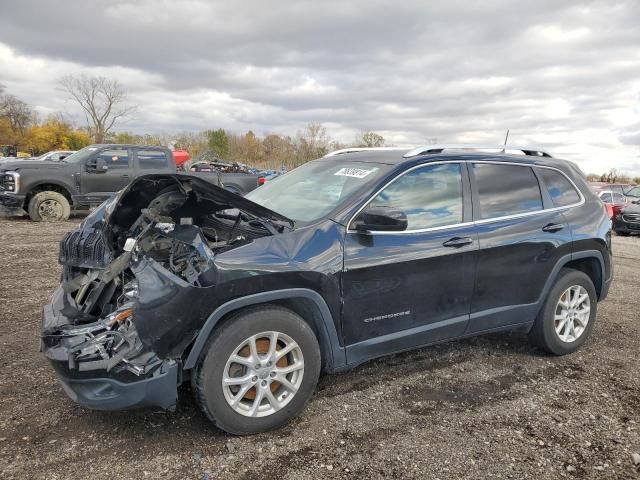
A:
[59,230,113,269]
[622,214,640,223]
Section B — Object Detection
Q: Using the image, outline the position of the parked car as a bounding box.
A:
[28,150,76,162]
[41,145,612,435]
[624,185,640,199]
[0,144,262,221]
[613,198,640,235]
[589,182,634,196]
[596,190,629,219]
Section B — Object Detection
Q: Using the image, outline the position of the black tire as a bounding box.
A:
[529,268,597,355]
[27,191,71,222]
[192,306,321,435]
[615,231,630,237]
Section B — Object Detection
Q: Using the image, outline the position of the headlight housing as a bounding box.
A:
[0,171,20,193]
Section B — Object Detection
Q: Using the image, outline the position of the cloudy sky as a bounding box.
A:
[1,0,639,175]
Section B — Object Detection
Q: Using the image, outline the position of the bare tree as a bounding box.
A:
[359,131,385,147]
[0,88,35,139]
[295,122,329,164]
[58,74,137,143]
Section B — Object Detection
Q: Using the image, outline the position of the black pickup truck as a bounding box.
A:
[0,144,262,221]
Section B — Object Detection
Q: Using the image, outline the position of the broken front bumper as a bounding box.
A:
[42,286,180,411]
[51,359,178,411]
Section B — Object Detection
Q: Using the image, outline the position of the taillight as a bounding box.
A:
[604,203,614,220]
[258,177,265,186]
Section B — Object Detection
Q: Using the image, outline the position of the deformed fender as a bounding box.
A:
[183,288,347,371]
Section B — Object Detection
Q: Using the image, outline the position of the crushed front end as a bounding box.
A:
[41,174,291,411]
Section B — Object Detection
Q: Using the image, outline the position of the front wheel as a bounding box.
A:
[27,191,71,222]
[529,268,597,355]
[192,306,321,435]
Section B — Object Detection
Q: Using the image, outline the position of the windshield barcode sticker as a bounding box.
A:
[334,167,374,178]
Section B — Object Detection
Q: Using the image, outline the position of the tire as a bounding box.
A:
[615,231,630,237]
[192,306,321,435]
[529,268,597,355]
[27,191,71,222]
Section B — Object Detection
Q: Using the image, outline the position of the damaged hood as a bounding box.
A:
[113,174,293,227]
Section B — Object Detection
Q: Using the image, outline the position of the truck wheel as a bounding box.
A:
[28,191,71,222]
[529,268,597,355]
[192,306,321,435]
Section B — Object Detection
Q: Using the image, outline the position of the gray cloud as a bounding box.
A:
[0,0,639,174]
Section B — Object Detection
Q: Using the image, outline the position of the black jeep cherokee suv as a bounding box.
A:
[42,145,613,435]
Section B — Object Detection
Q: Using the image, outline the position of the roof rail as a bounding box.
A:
[403,144,552,158]
[323,147,407,158]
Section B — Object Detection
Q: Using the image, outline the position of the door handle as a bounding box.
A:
[443,237,473,248]
[120,174,129,178]
[542,223,564,233]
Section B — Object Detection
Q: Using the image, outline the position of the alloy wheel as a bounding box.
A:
[554,285,591,343]
[222,331,304,417]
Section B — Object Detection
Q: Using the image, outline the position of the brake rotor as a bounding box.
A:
[238,337,288,400]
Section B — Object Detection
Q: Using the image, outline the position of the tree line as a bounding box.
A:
[0,75,384,169]
[1,74,637,180]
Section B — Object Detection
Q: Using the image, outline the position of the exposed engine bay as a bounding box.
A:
[42,175,292,378]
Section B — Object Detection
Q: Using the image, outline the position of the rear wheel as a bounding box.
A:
[192,306,321,435]
[529,268,597,355]
[27,191,71,222]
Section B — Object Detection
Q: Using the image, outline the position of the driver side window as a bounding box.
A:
[365,163,463,230]
[96,149,130,170]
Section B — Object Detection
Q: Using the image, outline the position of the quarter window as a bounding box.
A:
[599,192,613,203]
[473,163,543,219]
[96,149,129,170]
[364,163,463,230]
[539,168,581,207]
[138,150,169,169]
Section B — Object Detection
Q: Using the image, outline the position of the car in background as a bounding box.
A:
[589,182,633,196]
[28,150,76,162]
[596,190,629,219]
[625,185,640,199]
[613,198,640,235]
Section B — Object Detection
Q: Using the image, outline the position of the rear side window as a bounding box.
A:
[366,163,463,230]
[97,149,129,170]
[539,168,581,207]
[599,192,613,203]
[612,192,626,203]
[473,163,542,219]
[138,150,169,169]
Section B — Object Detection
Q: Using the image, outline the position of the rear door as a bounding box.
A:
[134,148,173,175]
[466,162,575,333]
[342,162,478,363]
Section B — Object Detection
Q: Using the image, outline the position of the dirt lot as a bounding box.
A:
[0,217,638,480]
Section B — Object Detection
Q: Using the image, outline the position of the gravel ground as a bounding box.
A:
[0,217,639,479]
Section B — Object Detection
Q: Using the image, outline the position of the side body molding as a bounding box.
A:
[183,288,347,371]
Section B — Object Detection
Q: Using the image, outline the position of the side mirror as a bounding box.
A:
[354,206,408,232]
[86,157,108,173]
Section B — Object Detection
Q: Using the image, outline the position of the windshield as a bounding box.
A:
[625,186,640,197]
[62,146,100,163]
[246,160,392,223]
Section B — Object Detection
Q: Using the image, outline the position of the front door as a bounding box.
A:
[341,162,478,364]
[81,147,133,203]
